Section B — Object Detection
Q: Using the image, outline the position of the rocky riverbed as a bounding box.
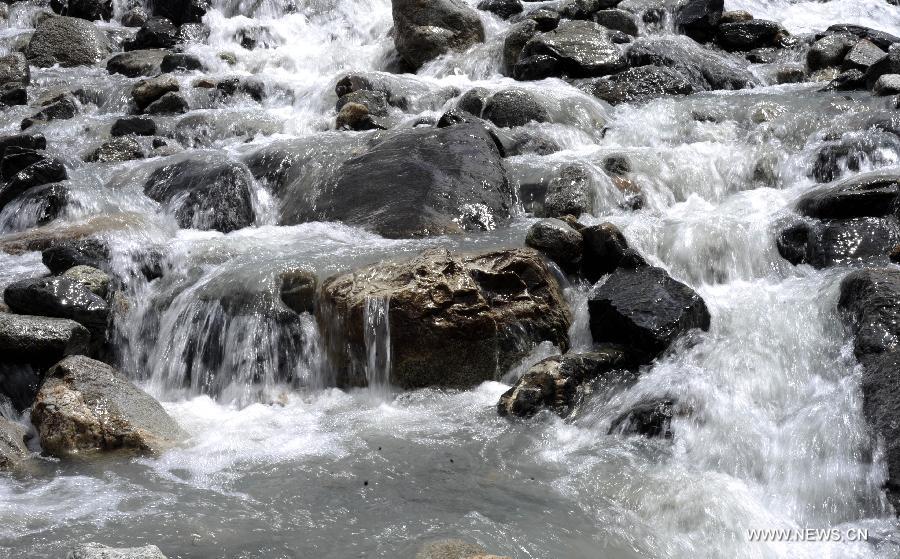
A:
[2,0,900,557]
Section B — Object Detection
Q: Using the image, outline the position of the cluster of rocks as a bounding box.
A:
[0,236,185,471]
[807,25,900,96]
[499,219,710,437]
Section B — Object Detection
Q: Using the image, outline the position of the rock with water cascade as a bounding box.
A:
[291,122,511,238]
[609,398,679,438]
[518,20,627,79]
[42,238,109,275]
[588,264,711,362]
[391,0,485,70]
[143,156,256,233]
[481,88,550,128]
[593,9,639,36]
[673,0,723,43]
[4,276,110,334]
[0,156,67,211]
[26,15,110,68]
[0,418,28,471]
[477,0,523,19]
[626,35,755,90]
[321,248,571,389]
[31,355,187,456]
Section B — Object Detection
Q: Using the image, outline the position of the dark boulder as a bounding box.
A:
[581,222,645,282]
[26,16,110,68]
[335,90,389,117]
[144,157,256,233]
[559,0,614,20]
[321,248,571,388]
[525,217,583,270]
[626,35,755,90]
[541,165,594,218]
[111,116,157,137]
[4,277,109,333]
[20,92,78,130]
[289,123,511,238]
[584,64,693,104]
[31,355,187,456]
[106,49,167,77]
[1,148,44,181]
[593,9,638,36]
[145,92,189,115]
[673,0,723,43]
[824,69,866,91]
[477,0,523,19]
[839,268,900,357]
[0,134,46,157]
[125,17,179,51]
[51,0,112,21]
[280,269,317,315]
[521,20,627,78]
[12,183,69,226]
[528,8,560,32]
[160,53,204,73]
[0,158,67,211]
[588,264,710,361]
[85,137,144,163]
[826,24,899,52]
[609,398,677,438]
[391,0,485,70]
[0,313,89,364]
[42,238,108,275]
[716,19,785,52]
[503,20,539,74]
[777,217,900,269]
[150,0,208,25]
[842,39,886,73]
[807,34,856,71]
[121,7,148,27]
[482,88,550,128]
[795,172,900,219]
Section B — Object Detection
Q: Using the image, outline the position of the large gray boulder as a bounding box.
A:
[0,418,28,471]
[520,20,626,78]
[67,543,168,559]
[0,313,90,363]
[626,35,755,90]
[321,248,572,388]
[289,123,512,238]
[392,0,485,69]
[31,356,187,456]
[144,157,256,233]
[26,16,110,68]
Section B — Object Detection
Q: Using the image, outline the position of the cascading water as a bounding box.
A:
[1,0,900,557]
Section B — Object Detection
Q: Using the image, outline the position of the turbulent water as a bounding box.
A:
[2,0,900,557]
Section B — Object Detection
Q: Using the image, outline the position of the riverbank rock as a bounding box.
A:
[26,16,110,68]
[0,418,27,471]
[287,123,511,238]
[143,157,256,233]
[321,248,571,388]
[392,0,485,70]
[588,264,710,361]
[31,356,186,456]
[838,268,900,510]
[498,346,638,417]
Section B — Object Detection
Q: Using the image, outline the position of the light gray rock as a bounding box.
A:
[26,16,110,68]
[67,543,168,559]
[0,418,27,470]
[0,313,90,364]
[31,355,187,456]
[874,74,900,96]
[63,265,111,297]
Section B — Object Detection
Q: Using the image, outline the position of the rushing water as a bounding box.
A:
[2,0,900,557]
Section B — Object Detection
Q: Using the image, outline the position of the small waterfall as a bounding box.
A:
[363,294,392,395]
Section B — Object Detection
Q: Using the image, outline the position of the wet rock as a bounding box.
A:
[0,133,46,157]
[609,398,676,438]
[874,74,900,96]
[482,89,549,128]
[512,54,561,80]
[521,20,626,78]
[335,102,384,131]
[807,33,856,71]
[144,157,255,233]
[796,172,900,219]
[106,49,167,78]
[14,182,69,226]
[21,92,78,130]
[626,35,755,90]
[842,39,886,73]
[51,0,112,21]
[673,0,723,43]
[296,123,511,238]
[0,158,67,210]
[131,74,179,110]
[506,132,560,156]
[865,49,900,90]
[0,418,27,471]
[503,20,539,74]
[31,355,186,456]
[335,90,389,117]
[777,217,900,269]
[528,8,560,32]
[391,0,485,70]
[525,217,583,270]
[588,265,710,361]
[26,15,110,67]
[86,137,144,163]
[177,23,210,45]
[42,238,109,275]
[125,17,178,51]
[280,269,317,315]
[111,116,157,137]
[593,9,638,36]
[66,543,169,559]
[716,19,785,52]
[498,346,637,417]
[415,540,487,559]
[4,276,109,333]
[585,64,693,104]
[775,64,805,84]
[1,147,44,181]
[581,222,645,283]
[478,0,522,19]
[719,10,751,24]
[121,7,148,27]
[160,52,203,73]
[0,53,29,89]
[824,69,866,91]
[145,91,188,115]
[0,313,90,366]
[542,165,594,218]
[62,265,110,298]
[826,24,899,52]
[839,268,900,357]
[150,0,207,26]
[321,248,571,388]
[215,76,265,102]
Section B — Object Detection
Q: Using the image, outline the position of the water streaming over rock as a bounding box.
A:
[0,0,899,557]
